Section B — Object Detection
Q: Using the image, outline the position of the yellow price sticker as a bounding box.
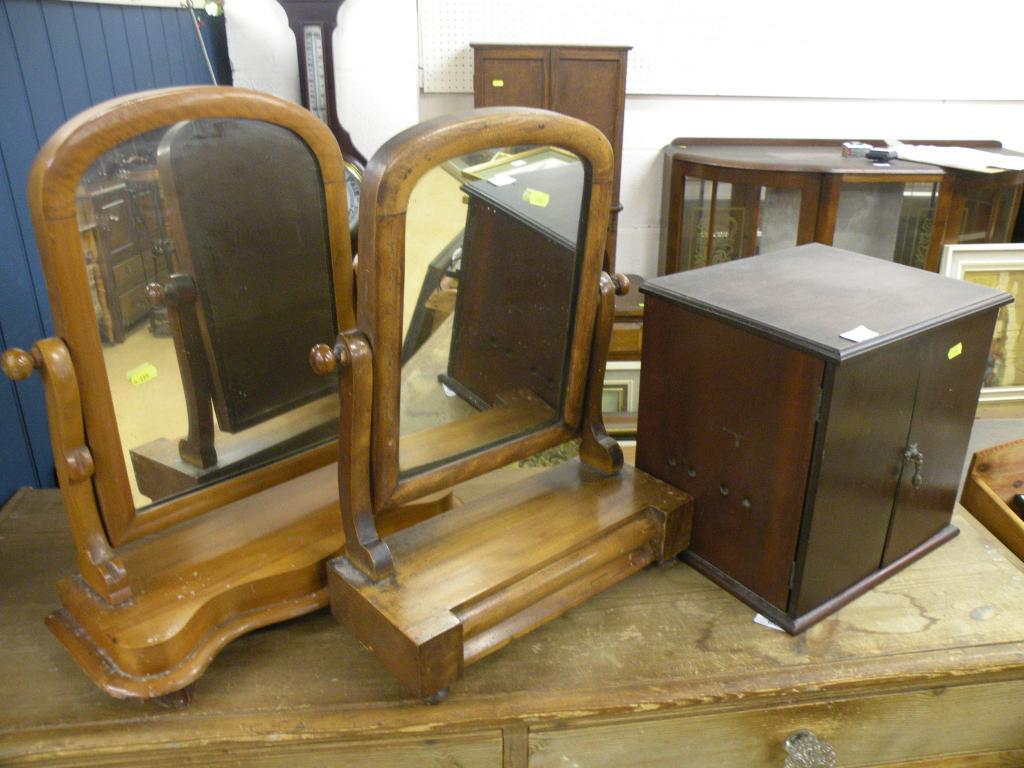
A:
[491,78,504,87]
[522,188,550,208]
[127,362,157,387]
[947,342,963,360]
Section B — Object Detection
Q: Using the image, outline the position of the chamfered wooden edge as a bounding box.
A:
[960,440,1024,562]
[356,107,614,513]
[682,524,959,634]
[26,85,354,547]
[327,462,693,699]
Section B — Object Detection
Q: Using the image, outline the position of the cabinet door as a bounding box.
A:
[549,48,626,150]
[882,310,997,564]
[472,46,548,109]
[795,343,918,615]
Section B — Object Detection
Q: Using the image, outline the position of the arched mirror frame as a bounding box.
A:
[356,108,614,513]
[28,86,354,547]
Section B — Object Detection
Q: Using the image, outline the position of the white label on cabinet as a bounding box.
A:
[839,325,879,343]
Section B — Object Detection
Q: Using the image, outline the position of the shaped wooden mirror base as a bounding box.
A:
[4,341,456,700]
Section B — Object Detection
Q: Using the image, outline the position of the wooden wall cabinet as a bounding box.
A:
[660,138,1024,275]
[636,244,1010,632]
[471,43,629,272]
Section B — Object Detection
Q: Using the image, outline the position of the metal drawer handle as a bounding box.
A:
[903,442,924,488]
[783,729,836,768]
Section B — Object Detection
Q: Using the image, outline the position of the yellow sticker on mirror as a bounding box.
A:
[522,188,550,208]
[492,79,504,87]
[127,362,157,387]
[948,342,963,360]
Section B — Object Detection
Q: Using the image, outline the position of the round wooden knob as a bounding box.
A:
[611,273,630,296]
[145,282,166,307]
[1,348,38,381]
[309,343,338,377]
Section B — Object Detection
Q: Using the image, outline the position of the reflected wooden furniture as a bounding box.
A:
[962,438,1024,562]
[129,116,340,499]
[471,44,629,272]
[313,108,692,700]
[4,478,1024,766]
[0,87,367,700]
[661,138,1024,275]
[637,244,1010,633]
[444,163,582,411]
[76,163,172,344]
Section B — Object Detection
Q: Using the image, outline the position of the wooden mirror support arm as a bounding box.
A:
[311,334,395,580]
[146,275,217,469]
[2,341,131,604]
[578,272,628,476]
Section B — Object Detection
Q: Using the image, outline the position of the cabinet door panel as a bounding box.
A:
[796,344,917,614]
[549,50,624,145]
[882,310,997,564]
[473,49,547,108]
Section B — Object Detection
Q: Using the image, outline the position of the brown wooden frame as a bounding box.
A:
[356,108,614,513]
[27,86,354,547]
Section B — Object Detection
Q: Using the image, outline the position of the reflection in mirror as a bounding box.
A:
[399,145,586,475]
[75,119,339,509]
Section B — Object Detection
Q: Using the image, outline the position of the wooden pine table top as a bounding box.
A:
[3,463,1024,764]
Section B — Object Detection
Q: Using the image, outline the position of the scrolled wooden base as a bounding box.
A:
[43,466,456,701]
[328,460,693,700]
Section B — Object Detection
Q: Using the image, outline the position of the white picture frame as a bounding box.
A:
[940,243,1024,402]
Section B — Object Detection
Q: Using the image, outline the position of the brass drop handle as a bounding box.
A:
[783,729,836,768]
[903,442,924,488]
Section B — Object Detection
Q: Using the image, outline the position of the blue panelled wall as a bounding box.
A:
[0,0,229,504]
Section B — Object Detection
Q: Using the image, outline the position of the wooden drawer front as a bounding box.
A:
[112,255,146,290]
[529,679,1024,767]
[16,731,503,767]
[118,282,150,327]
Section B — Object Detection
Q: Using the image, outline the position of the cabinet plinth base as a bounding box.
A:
[328,460,693,699]
[682,523,960,634]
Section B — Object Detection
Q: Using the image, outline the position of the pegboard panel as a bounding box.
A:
[419,0,1024,100]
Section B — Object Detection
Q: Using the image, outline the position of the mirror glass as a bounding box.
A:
[399,145,587,475]
[75,119,339,509]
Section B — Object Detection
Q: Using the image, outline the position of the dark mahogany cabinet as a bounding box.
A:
[636,244,1011,632]
[471,43,628,271]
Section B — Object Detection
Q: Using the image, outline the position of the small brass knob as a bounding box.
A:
[611,273,630,296]
[309,343,338,377]
[1,347,40,381]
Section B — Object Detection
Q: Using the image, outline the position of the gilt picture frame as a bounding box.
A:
[941,243,1024,402]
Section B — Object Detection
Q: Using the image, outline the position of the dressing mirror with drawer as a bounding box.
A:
[1,87,360,701]
[309,108,694,701]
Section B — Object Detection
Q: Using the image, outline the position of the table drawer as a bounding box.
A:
[118,282,151,328]
[529,679,1024,767]
[112,255,146,290]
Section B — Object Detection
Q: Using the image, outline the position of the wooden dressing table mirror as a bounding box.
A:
[309,108,693,701]
[0,87,443,701]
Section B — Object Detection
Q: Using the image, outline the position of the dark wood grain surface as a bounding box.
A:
[159,118,338,433]
[642,244,1011,362]
[636,298,822,610]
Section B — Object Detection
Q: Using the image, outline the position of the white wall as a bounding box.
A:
[225,2,1024,278]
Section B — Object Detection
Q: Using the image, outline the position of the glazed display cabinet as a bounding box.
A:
[660,139,1024,274]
